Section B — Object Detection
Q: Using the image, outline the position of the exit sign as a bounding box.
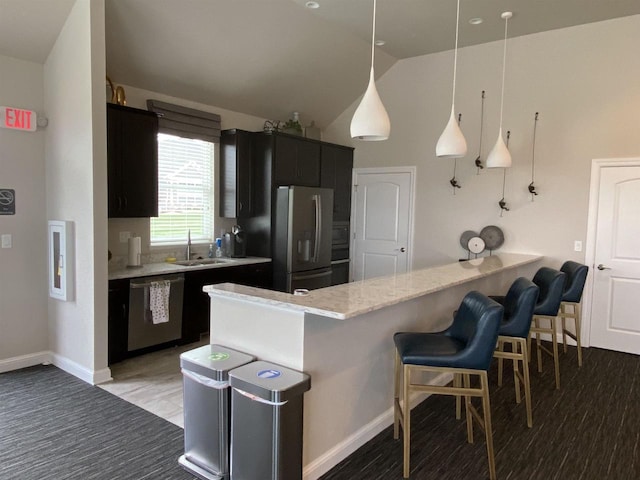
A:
[0,106,37,132]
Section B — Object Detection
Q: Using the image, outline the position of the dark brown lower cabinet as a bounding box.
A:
[108,262,272,364]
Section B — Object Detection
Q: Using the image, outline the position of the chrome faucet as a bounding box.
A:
[186,229,192,260]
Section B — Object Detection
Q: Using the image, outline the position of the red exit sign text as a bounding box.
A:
[0,106,37,132]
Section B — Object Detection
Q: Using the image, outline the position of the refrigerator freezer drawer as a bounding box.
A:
[287,268,332,292]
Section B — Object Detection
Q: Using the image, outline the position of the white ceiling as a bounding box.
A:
[2,0,640,128]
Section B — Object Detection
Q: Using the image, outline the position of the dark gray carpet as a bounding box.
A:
[320,346,640,480]
[0,365,193,480]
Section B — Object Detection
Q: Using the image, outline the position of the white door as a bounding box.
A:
[351,168,414,281]
[590,165,640,354]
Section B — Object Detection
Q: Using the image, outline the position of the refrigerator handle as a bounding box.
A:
[313,194,321,262]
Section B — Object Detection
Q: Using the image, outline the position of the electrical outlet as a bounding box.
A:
[1,234,12,248]
[119,231,131,243]
[574,240,582,252]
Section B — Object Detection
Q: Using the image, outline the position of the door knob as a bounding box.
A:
[395,247,406,253]
[597,264,610,270]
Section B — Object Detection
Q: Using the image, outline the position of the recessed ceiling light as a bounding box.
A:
[469,17,483,25]
[375,40,386,46]
[306,1,320,9]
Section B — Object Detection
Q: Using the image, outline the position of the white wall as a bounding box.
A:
[44,0,109,383]
[107,85,268,259]
[325,15,640,269]
[0,56,48,367]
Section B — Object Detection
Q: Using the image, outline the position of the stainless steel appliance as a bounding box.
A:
[273,186,333,292]
[128,273,184,351]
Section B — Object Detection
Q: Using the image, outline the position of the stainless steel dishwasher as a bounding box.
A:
[128,273,184,352]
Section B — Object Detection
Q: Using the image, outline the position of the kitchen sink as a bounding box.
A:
[174,258,232,267]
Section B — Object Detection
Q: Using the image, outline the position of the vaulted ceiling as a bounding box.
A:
[1,0,639,128]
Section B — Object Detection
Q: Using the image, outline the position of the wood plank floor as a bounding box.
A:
[98,338,208,427]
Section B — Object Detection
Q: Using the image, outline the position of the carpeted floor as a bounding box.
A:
[0,365,192,480]
[320,345,640,480]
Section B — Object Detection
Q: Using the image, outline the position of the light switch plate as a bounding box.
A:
[119,231,131,243]
[1,234,12,248]
[574,240,582,252]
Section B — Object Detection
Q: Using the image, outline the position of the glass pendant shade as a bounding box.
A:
[486,129,512,168]
[350,68,390,141]
[436,105,467,158]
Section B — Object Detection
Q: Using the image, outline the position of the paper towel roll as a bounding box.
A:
[128,236,142,267]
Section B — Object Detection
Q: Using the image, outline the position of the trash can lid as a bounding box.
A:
[229,360,311,403]
[180,344,255,382]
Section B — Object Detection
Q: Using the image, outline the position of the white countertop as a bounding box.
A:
[204,253,543,320]
[108,256,271,280]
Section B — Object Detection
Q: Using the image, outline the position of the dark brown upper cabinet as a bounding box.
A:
[107,103,159,218]
[320,144,354,222]
[220,129,253,218]
[272,134,321,187]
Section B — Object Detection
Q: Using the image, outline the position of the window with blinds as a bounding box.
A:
[150,133,215,245]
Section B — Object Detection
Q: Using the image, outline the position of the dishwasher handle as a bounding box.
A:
[130,276,184,289]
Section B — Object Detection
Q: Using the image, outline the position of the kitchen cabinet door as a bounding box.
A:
[107,104,159,218]
[273,134,320,187]
[220,129,253,218]
[108,279,129,365]
[321,144,354,222]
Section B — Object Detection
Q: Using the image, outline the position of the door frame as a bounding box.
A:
[584,156,640,349]
[349,166,416,281]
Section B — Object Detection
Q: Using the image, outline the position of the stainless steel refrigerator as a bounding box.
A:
[273,186,333,292]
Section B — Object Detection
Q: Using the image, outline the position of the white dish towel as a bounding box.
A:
[149,280,171,324]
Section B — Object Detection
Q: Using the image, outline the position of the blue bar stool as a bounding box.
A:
[528,267,566,389]
[393,292,503,479]
[489,278,539,428]
[559,261,589,366]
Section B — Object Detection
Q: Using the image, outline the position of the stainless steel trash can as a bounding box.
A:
[229,360,311,480]
[179,344,255,480]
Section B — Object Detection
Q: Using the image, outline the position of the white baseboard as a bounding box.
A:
[0,351,52,373]
[51,353,112,385]
[303,372,453,480]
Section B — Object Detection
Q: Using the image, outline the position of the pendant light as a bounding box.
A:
[486,12,513,168]
[436,0,467,158]
[350,0,390,141]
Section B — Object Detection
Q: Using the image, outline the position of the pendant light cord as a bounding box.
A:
[451,0,461,104]
[478,90,485,156]
[370,0,377,73]
[498,15,509,130]
[531,112,538,183]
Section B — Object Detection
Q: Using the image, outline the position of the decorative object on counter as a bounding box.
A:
[281,111,304,135]
[528,112,540,200]
[480,225,505,255]
[350,0,390,141]
[106,75,127,105]
[467,236,486,257]
[436,0,467,158]
[449,113,464,193]
[498,130,512,216]
[475,90,486,173]
[486,12,513,168]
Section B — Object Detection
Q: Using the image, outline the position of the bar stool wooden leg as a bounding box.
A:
[551,316,560,390]
[402,365,411,478]
[520,338,533,428]
[464,374,473,444]
[480,372,497,480]
[454,373,462,420]
[512,340,521,404]
[497,339,505,387]
[535,319,543,373]
[560,303,568,353]
[393,351,401,439]
[575,303,583,367]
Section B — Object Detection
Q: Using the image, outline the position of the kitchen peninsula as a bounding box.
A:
[204,253,543,479]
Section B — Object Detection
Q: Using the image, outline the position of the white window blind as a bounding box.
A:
[150,133,215,245]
